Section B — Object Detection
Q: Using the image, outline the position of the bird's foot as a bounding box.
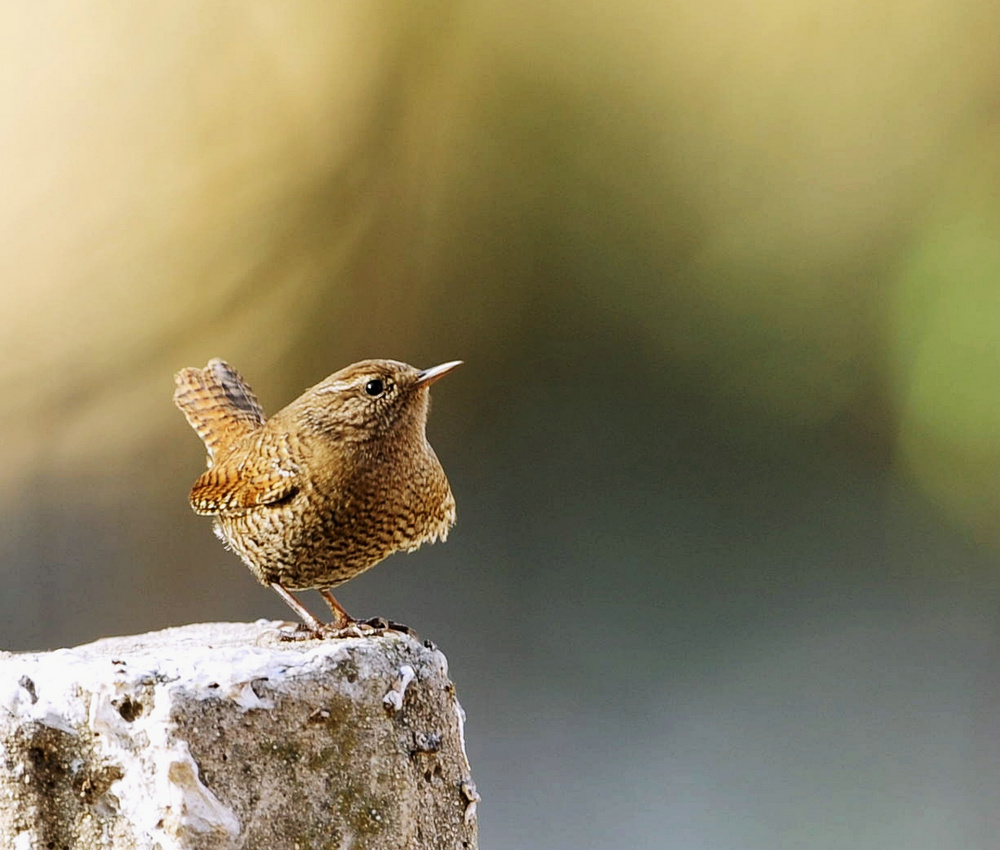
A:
[271,605,418,641]
[275,619,371,641]
[315,588,417,638]
[309,616,418,640]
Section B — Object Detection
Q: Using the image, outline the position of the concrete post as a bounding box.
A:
[0,621,478,849]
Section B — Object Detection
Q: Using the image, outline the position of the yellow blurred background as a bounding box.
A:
[2,2,1000,847]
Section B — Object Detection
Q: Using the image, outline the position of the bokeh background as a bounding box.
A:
[3,2,1000,847]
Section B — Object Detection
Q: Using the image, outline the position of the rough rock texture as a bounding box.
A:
[0,621,478,850]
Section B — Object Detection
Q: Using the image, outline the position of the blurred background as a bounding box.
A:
[2,2,1000,847]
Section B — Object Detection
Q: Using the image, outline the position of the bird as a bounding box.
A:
[173,357,461,632]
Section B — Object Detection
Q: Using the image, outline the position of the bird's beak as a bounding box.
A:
[415,360,463,387]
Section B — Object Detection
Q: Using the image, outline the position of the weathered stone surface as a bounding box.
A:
[0,621,478,849]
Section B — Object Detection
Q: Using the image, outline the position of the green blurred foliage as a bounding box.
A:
[893,138,1000,535]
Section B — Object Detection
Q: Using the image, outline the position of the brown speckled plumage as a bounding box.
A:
[173,357,460,630]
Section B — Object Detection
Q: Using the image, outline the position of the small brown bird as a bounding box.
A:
[173,357,460,631]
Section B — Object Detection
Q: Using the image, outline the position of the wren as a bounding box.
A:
[173,357,461,632]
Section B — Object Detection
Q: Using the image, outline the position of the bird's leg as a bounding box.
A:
[318,589,354,630]
[270,582,324,631]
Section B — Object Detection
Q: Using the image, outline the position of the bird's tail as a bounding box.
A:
[173,358,266,463]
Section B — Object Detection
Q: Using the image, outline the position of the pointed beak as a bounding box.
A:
[415,360,463,388]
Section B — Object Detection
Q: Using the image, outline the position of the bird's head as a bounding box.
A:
[299,359,462,443]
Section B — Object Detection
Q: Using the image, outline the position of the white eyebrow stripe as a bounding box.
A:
[316,381,354,394]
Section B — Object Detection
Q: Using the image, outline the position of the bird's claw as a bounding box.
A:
[363,616,418,638]
[277,616,418,640]
[320,617,419,639]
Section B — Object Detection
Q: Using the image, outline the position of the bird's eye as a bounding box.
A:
[364,378,385,397]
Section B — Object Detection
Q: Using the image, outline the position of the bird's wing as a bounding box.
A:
[189,432,301,515]
[174,358,266,464]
